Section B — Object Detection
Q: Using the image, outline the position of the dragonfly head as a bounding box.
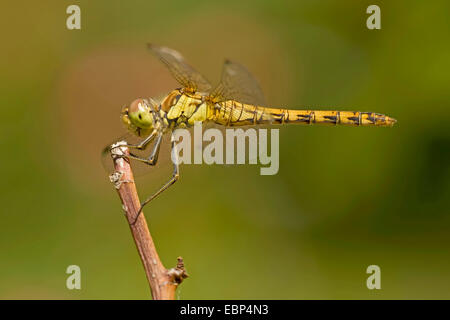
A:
[121,98,156,137]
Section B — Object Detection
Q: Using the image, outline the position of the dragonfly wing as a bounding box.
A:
[210,59,266,106]
[148,44,212,93]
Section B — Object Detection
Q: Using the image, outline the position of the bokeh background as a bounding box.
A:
[1,0,449,299]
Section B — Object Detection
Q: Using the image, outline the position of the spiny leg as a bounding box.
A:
[130,139,180,225]
[126,132,163,166]
[123,129,158,151]
[147,133,163,164]
[109,130,158,166]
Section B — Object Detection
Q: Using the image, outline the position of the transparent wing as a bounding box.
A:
[210,59,266,106]
[148,44,212,93]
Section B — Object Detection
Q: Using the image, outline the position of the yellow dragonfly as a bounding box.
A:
[104,44,396,222]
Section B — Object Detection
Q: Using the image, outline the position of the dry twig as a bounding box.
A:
[108,142,188,300]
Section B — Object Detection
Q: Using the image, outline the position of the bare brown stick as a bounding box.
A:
[108,141,188,300]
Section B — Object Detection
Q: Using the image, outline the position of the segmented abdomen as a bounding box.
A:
[211,101,397,127]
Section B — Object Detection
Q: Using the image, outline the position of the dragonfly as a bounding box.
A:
[104,44,397,224]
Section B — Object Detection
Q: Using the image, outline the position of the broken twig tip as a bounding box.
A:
[168,256,189,284]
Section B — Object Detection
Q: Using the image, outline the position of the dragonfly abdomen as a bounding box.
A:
[211,100,272,126]
[213,101,396,127]
[273,109,397,127]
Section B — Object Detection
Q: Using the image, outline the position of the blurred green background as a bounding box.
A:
[1,0,449,299]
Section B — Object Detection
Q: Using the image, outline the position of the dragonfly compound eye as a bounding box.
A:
[127,98,154,129]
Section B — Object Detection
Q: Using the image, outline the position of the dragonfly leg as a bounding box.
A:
[125,132,163,166]
[130,139,180,225]
[146,133,163,165]
[121,129,158,151]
